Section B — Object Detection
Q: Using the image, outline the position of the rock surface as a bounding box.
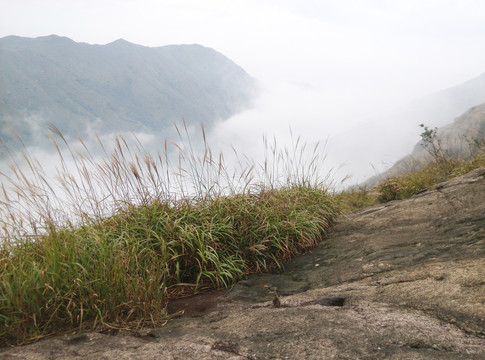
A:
[2,168,485,359]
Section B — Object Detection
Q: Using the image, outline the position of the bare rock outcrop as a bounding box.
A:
[2,168,484,359]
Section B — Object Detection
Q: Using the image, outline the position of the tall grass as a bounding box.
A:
[0,123,338,345]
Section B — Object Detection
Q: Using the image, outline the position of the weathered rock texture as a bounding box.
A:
[2,168,485,359]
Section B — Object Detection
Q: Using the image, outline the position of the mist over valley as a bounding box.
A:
[1,35,484,190]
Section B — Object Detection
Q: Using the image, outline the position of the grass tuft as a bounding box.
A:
[376,154,485,203]
[3,121,483,345]
[0,124,338,345]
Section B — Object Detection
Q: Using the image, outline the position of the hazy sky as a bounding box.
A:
[2,0,485,183]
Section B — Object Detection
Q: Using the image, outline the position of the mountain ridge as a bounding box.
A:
[0,35,257,148]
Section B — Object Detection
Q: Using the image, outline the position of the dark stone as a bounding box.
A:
[211,340,240,354]
[65,334,88,344]
[317,297,346,307]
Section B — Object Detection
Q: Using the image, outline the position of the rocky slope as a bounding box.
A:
[364,102,485,187]
[2,167,484,359]
[0,35,257,149]
[329,73,485,182]
[410,102,485,160]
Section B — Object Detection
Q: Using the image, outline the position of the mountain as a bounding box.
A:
[0,35,257,149]
[328,72,485,184]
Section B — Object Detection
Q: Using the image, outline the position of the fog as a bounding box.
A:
[2,1,485,186]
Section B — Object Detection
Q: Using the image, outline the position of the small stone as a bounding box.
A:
[211,340,240,354]
[65,333,88,343]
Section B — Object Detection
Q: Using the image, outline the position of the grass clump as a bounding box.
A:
[376,154,485,202]
[337,124,485,210]
[333,188,378,212]
[376,125,485,203]
[0,125,338,345]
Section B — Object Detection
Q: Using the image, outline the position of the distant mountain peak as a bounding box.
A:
[37,34,76,43]
[106,38,137,47]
